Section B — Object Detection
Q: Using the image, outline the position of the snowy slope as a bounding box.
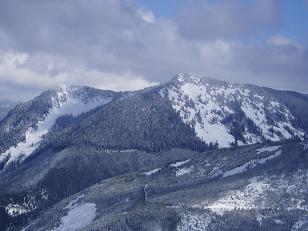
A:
[17,142,308,231]
[161,73,305,147]
[1,74,307,170]
[0,85,116,170]
[222,149,282,177]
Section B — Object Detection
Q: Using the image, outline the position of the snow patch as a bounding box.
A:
[52,195,96,231]
[6,204,31,217]
[170,159,191,168]
[176,166,194,177]
[199,178,270,215]
[256,145,281,154]
[222,149,282,178]
[274,219,284,225]
[164,81,234,147]
[178,212,213,231]
[143,168,161,176]
[192,170,307,222]
[104,149,137,153]
[241,100,303,142]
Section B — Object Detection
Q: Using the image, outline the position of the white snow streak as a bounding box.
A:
[170,159,191,168]
[0,86,111,169]
[143,168,161,176]
[222,149,282,178]
[256,145,281,154]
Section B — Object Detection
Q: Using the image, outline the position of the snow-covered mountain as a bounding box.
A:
[0,85,122,171]
[161,74,306,147]
[1,74,308,172]
[33,74,308,157]
[0,74,308,231]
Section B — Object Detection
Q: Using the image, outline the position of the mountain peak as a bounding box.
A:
[172,73,205,84]
[54,84,84,94]
[170,73,231,88]
[161,73,306,147]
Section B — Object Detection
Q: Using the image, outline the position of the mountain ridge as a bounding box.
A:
[0,85,125,171]
[161,73,306,146]
[0,74,308,230]
[1,74,308,172]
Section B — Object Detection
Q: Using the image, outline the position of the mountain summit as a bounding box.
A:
[0,74,308,171]
[161,73,306,147]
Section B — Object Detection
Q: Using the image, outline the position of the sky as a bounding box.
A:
[0,0,307,100]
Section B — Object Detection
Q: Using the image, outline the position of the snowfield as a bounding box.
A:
[52,195,96,231]
[162,73,304,147]
[201,178,270,215]
[0,85,112,170]
[182,169,308,227]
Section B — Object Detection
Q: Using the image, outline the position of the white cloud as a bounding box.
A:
[1,52,29,67]
[199,40,232,65]
[0,51,157,99]
[137,8,156,23]
[67,69,157,91]
[267,35,302,49]
[0,0,307,100]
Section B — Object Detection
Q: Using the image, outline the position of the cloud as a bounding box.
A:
[267,35,302,48]
[0,0,307,101]
[0,0,141,53]
[176,0,280,40]
[0,51,156,100]
[137,8,156,23]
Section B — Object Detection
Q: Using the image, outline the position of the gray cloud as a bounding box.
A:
[176,0,280,40]
[0,0,137,52]
[0,0,307,101]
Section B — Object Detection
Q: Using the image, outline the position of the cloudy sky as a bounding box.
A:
[0,0,307,100]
